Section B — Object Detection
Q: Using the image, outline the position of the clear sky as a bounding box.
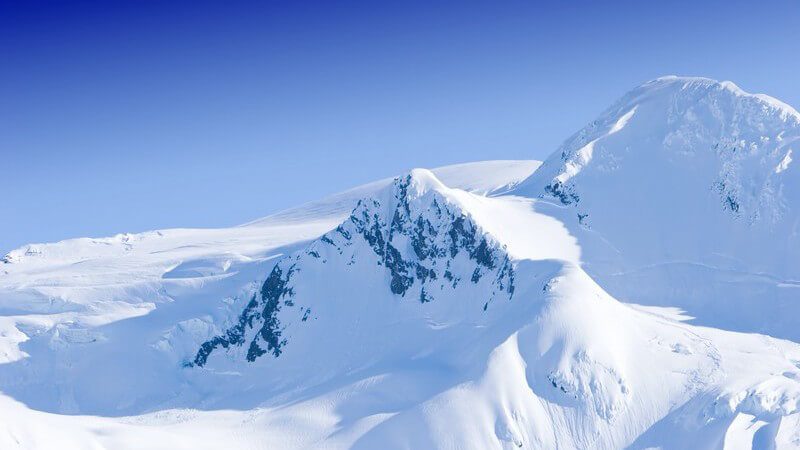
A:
[2,0,799,254]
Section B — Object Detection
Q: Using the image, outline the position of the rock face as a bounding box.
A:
[194,169,515,366]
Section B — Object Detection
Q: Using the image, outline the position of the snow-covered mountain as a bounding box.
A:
[2,78,800,449]
[515,76,800,341]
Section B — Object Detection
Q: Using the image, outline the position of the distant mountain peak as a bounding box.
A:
[631,76,800,123]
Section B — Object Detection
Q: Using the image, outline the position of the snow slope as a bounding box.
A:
[2,78,800,450]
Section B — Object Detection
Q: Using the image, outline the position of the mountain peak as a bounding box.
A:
[514,74,800,292]
[385,168,451,208]
[192,171,516,367]
[622,75,800,123]
[405,168,447,195]
[517,75,800,208]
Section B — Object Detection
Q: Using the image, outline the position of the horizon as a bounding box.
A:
[3,0,800,254]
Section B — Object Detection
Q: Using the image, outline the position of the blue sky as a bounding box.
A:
[2,0,799,254]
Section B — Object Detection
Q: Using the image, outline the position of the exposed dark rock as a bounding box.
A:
[545,180,580,205]
[194,263,295,366]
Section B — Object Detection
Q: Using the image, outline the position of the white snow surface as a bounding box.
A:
[2,78,800,449]
[515,75,800,343]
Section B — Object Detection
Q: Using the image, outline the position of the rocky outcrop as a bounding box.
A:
[193,171,516,366]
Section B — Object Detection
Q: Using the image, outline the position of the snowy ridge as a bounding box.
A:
[193,169,516,367]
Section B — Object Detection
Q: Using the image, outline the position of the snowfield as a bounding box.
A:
[3,77,800,449]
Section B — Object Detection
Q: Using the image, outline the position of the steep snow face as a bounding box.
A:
[515,76,800,338]
[194,170,517,369]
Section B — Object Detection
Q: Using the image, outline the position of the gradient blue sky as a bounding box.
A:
[2,0,799,254]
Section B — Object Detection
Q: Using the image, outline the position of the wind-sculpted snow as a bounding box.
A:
[194,169,515,366]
